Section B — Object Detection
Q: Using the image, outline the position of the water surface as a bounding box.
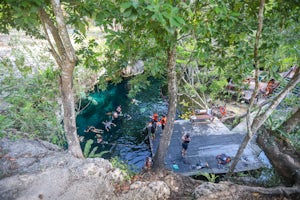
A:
[76,80,168,171]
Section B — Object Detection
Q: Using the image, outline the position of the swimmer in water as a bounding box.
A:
[95,134,103,143]
[116,105,122,113]
[131,98,141,105]
[124,114,132,120]
[84,126,104,134]
[102,120,117,132]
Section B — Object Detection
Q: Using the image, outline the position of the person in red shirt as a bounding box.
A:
[152,113,159,122]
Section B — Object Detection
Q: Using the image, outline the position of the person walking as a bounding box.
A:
[181,133,191,157]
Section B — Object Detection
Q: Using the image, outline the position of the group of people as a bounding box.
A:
[83,126,104,144]
[82,105,126,144]
[146,112,167,140]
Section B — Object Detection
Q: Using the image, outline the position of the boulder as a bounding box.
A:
[122,60,144,77]
[0,138,170,200]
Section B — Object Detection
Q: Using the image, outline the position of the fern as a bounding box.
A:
[198,172,219,183]
[89,151,109,158]
[83,139,109,158]
[83,139,93,157]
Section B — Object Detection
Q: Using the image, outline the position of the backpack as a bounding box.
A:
[150,123,156,133]
[216,154,231,165]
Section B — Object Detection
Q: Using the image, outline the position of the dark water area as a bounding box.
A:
[76,79,168,171]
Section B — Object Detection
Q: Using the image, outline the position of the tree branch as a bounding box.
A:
[50,0,76,63]
[181,76,207,108]
[228,0,266,176]
[38,8,65,67]
[251,67,300,133]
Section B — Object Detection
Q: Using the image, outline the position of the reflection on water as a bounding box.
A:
[76,79,168,171]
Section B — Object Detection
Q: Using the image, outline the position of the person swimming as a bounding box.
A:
[102,120,117,131]
[116,105,122,113]
[84,126,104,134]
[131,98,141,105]
[95,134,103,143]
[123,113,132,120]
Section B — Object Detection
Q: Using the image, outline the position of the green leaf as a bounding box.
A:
[120,2,132,11]
[174,16,185,25]
[123,8,132,18]
[83,139,94,157]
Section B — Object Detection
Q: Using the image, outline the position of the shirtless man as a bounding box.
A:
[181,133,191,157]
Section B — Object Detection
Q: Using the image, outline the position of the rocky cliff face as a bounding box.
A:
[122,60,144,77]
[1,138,299,200]
[0,138,170,200]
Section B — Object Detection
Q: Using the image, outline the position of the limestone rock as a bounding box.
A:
[122,60,144,77]
[0,138,171,200]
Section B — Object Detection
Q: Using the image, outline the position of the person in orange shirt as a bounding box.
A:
[160,115,167,130]
[152,112,159,122]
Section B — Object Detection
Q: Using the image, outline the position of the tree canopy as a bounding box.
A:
[0,0,299,168]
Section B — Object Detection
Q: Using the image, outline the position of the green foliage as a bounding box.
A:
[198,172,219,183]
[209,78,228,100]
[0,51,66,147]
[179,110,193,120]
[110,156,136,181]
[265,117,281,131]
[257,168,282,187]
[83,139,109,158]
[277,129,300,152]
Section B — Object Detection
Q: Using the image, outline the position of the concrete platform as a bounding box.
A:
[151,118,266,176]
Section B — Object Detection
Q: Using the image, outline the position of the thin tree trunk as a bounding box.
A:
[50,0,83,158]
[228,66,300,176]
[251,68,300,133]
[37,0,83,158]
[153,39,177,170]
[59,67,83,158]
[227,0,265,175]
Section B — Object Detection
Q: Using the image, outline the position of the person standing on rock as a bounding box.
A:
[181,133,191,157]
[160,115,167,130]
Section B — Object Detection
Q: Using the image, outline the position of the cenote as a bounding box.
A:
[76,79,278,185]
[76,79,168,171]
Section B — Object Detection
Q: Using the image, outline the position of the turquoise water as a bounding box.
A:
[76,79,168,170]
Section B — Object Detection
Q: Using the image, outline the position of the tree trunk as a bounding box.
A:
[153,42,177,170]
[228,65,300,176]
[37,1,83,158]
[280,108,300,134]
[195,181,300,200]
[60,66,83,158]
[228,0,265,175]
[257,129,300,186]
[50,0,83,158]
[251,68,300,133]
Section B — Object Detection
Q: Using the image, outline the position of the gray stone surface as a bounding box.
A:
[0,138,171,200]
[152,119,265,176]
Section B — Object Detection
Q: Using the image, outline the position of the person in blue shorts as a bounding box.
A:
[181,133,191,157]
